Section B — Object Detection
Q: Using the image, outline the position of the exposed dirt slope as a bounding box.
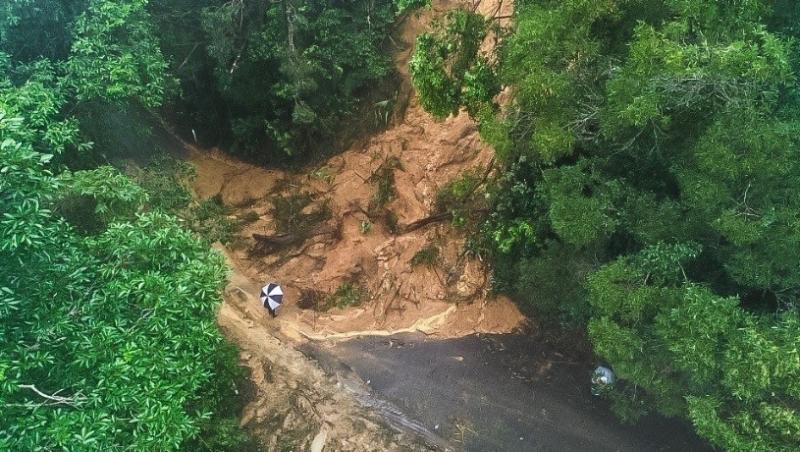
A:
[190,0,523,342]
[190,1,521,449]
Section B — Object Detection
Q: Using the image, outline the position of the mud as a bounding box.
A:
[217,252,431,451]
[189,0,524,343]
[184,0,706,450]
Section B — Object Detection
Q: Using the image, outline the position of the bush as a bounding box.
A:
[326,282,365,310]
[271,192,331,236]
[435,170,486,228]
[132,154,195,212]
[189,196,240,244]
[368,156,402,215]
[383,210,400,234]
[297,283,366,311]
[512,242,593,327]
[411,245,439,267]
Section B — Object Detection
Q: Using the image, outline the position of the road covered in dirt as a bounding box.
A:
[304,333,712,452]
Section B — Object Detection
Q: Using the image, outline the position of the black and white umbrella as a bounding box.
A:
[260,283,283,314]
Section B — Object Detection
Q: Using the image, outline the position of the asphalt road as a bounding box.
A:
[304,333,712,452]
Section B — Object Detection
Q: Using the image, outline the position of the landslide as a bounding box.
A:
[186,0,522,449]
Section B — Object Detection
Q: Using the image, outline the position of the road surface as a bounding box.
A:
[303,333,712,452]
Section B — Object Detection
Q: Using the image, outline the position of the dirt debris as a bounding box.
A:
[189,0,525,448]
[218,262,427,451]
[187,0,525,339]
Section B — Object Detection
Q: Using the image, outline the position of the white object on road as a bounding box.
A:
[591,366,615,396]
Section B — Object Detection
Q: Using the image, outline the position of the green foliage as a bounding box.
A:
[131,154,195,212]
[410,244,439,267]
[326,282,365,310]
[0,1,88,63]
[66,0,173,108]
[538,162,621,246]
[435,169,486,228]
[383,210,399,234]
[0,108,246,449]
[395,0,431,16]
[189,196,240,244]
[587,251,800,450]
[60,166,148,223]
[512,241,592,326]
[311,165,335,184]
[360,220,372,234]
[435,170,480,212]
[189,0,399,160]
[410,9,496,118]
[477,160,539,255]
[415,1,800,449]
[0,4,251,447]
[1,0,171,164]
[369,156,401,214]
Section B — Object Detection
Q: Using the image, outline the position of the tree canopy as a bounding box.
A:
[154,0,412,162]
[0,1,248,449]
[2,0,432,448]
[412,1,800,450]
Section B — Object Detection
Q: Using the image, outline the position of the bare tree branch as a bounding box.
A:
[19,384,87,406]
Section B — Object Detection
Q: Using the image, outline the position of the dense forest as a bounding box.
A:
[0,0,411,449]
[2,0,800,450]
[412,1,800,450]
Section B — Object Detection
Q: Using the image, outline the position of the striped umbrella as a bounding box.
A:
[260,283,283,315]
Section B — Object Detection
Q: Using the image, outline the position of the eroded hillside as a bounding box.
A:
[186,0,520,449]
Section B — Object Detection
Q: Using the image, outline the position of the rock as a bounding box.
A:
[456,260,487,297]
[310,428,328,452]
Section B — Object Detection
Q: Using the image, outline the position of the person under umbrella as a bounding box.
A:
[260,282,283,317]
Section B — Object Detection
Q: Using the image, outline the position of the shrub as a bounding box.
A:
[435,170,485,228]
[383,210,400,234]
[326,282,365,309]
[271,192,331,236]
[189,196,240,244]
[132,154,195,212]
[368,157,402,215]
[411,244,439,267]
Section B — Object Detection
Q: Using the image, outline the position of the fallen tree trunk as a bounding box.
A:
[251,223,339,255]
[252,233,300,247]
[400,207,491,234]
[401,212,452,233]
